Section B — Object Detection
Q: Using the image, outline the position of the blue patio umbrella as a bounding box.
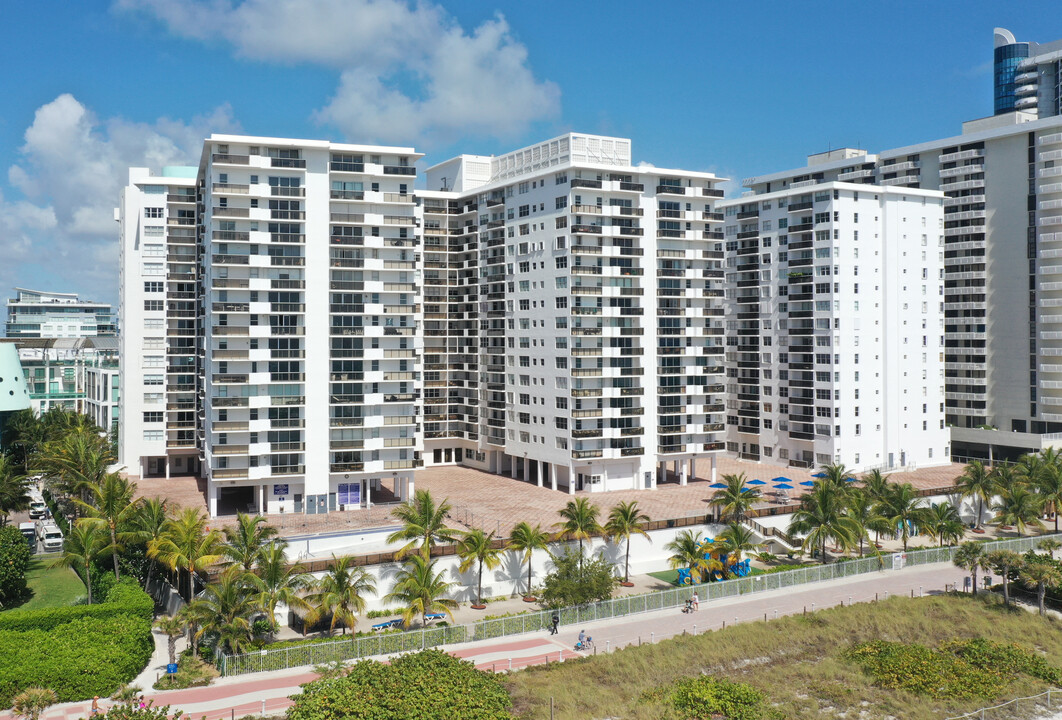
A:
[747,479,766,485]
[845,476,858,483]
[799,480,816,487]
[709,482,727,489]
[740,487,753,493]
[774,483,794,490]
[811,471,827,478]
[771,476,792,483]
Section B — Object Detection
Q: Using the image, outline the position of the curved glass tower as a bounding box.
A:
[994,28,1030,115]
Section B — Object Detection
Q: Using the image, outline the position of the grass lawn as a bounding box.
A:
[10,555,86,611]
[504,593,1062,719]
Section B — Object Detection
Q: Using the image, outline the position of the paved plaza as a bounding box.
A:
[130,458,968,538]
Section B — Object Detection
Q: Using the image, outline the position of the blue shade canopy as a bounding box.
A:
[811,472,827,478]
[799,480,816,486]
[740,487,753,493]
[747,479,766,485]
[774,483,794,490]
[845,476,858,482]
[709,482,728,489]
[771,476,792,483]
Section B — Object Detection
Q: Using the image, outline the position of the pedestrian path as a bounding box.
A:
[2,561,968,720]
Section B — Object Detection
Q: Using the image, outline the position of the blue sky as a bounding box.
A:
[1,0,1060,313]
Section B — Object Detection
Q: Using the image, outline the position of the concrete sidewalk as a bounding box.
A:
[2,560,970,720]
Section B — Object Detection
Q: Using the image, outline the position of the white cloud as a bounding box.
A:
[116,0,560,145]
[1,94,239,309]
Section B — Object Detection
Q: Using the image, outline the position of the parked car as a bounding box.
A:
[38,523,63,553]
[19,522,37,552]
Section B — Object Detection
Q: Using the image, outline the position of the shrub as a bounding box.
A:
[0,577,152,632]
[0,525,31,606]
[152,657,217,691]
[666,676,768,720]
[540,550,615,609]
[286,649,511,720]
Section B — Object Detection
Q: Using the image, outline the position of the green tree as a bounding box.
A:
[1020,560,1062,616]
[879,483,929,552]
[386,489,456,560]
[148,507,225,601]
[954,541,988,596]
[456,529,502,606]
[185,567,262,655]
[539,549,616,608]
[128,497,169,590]
[383,553,457,628]
[664,530,718,583]
[604,500,650,583]
[860,469,891,501]
[3,409,46,472]
[11,687,56,720]
[708,472,761,523]
[553,497,602,567]
[715,522,762,575]
[992,485,1045,536]
[248,540,312,631]
[51,518,107,604]
[788,481,859,561]
[985,550,1023,607]
[306,555,377,635]
[75,472,139,580]
[154,614,186,666]
[844,489,891,556]
[0,455,31,526]
[221,512,277,572]
[820,463,853,492]
[41,428,114,509]
[1039,537,1062,560]
[0,525,32,606]
[506,521,550,597]
[922,502,966,548]
[1034,462,1062,534]
[955,460,996,529]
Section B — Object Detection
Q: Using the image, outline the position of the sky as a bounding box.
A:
[1,0,1060,316]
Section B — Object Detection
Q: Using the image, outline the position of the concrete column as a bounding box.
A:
[689,457,696,482]
[568,464,576,495]
[259,484,266,514]
[406,475,415,500]
[364,479,372,509]
[551,463,559,492]
[711,455,718,482]
[679,458,687,487]
[165,457,170,480]
[537,460,544,488]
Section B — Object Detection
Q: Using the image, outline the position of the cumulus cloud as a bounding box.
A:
[1,94,239,308]
[116,0,560,145]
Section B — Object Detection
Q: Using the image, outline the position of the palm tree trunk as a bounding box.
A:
[110,524,120,581]
[972,568,978,596]
[624,540,631,582]
[477,560,483,605]
[526,556,533,596]
[85,562,93,605]
[977,497,983,528]
[1039,584,1047,615]
[1002,575,1010,606]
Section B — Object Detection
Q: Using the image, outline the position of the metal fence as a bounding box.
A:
[944,689,1061,719]
[217,532,1061,676]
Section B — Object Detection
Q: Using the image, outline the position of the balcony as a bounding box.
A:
[383,165,416,175]
[571,178,602,189]
[656,185,686,195]
[212,154,249,165]
[271,157,306,168]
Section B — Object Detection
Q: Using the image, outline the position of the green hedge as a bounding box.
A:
[0,525,31,605]
[0,577,152,632]
[0,580,154,707]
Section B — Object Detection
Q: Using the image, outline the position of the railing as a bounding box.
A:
[944,689,1061,720]
[217,533,1062,677]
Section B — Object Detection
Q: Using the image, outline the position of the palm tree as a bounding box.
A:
[820,463,853,492]
[507,521,550,597]
[879,483,929,552]
[154,614,186,666]
[955,460,996,529]
[708,472,761,523]
[185,567,262,655]
[386,489,456,560]
[248,540,313,631]
[305,555,377,636]
[1020,560,1062,616]
[1034,463,1062,533]
[41,429,114,508]
[787,481,859,562]
[0,456,31,527]
[129,497,169,590]
[986,550,1023,607]
[954,541,988,596]
[859,469,891,501]
[456,529,502,607]
[922,502,966,548]
[604,501,650,583]
[4,408,46,473]
[716,522,762,576]
[384,553,458,628]
[1039,537,1062,560]
[992,485,1045,537]
[553,497,602,566]
[148,507,226,601]
[221,512,278,572]
[665,530,717,583]
[75,472,139,580]
[11,687,56,720]
[844,489,890,556]
[51,519,107,604]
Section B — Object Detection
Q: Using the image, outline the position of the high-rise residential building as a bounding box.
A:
[420,133,728,493]
[119,132,729,516]
[993,27,1062,118]
[1,337,119,425]
[5,288,115,338]
[719,183,948,472]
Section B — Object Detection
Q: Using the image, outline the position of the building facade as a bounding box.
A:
[5,288,115,338]
[719,183,949,472]
[994,27,1062,118]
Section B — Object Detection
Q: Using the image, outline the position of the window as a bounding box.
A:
[144,282,163,293]
[556,297,568,309]
[143,412,163,423]
[555,196,568,209]
[144,300,164,312]
[144,207,164,218]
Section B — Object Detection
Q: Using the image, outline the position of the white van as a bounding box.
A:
[39,524,63,553]
[28,499,47,519]
[19,522,37,552]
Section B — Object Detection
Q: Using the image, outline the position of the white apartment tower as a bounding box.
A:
[5,288,115,338]
[419,133,728,493]
[720,183,949,472]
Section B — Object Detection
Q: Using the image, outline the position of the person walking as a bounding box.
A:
[691,591,699,611]
[91,696,101,716]
[549,612,560,635]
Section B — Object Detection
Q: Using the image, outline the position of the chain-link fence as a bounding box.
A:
[218,532,1062,676]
